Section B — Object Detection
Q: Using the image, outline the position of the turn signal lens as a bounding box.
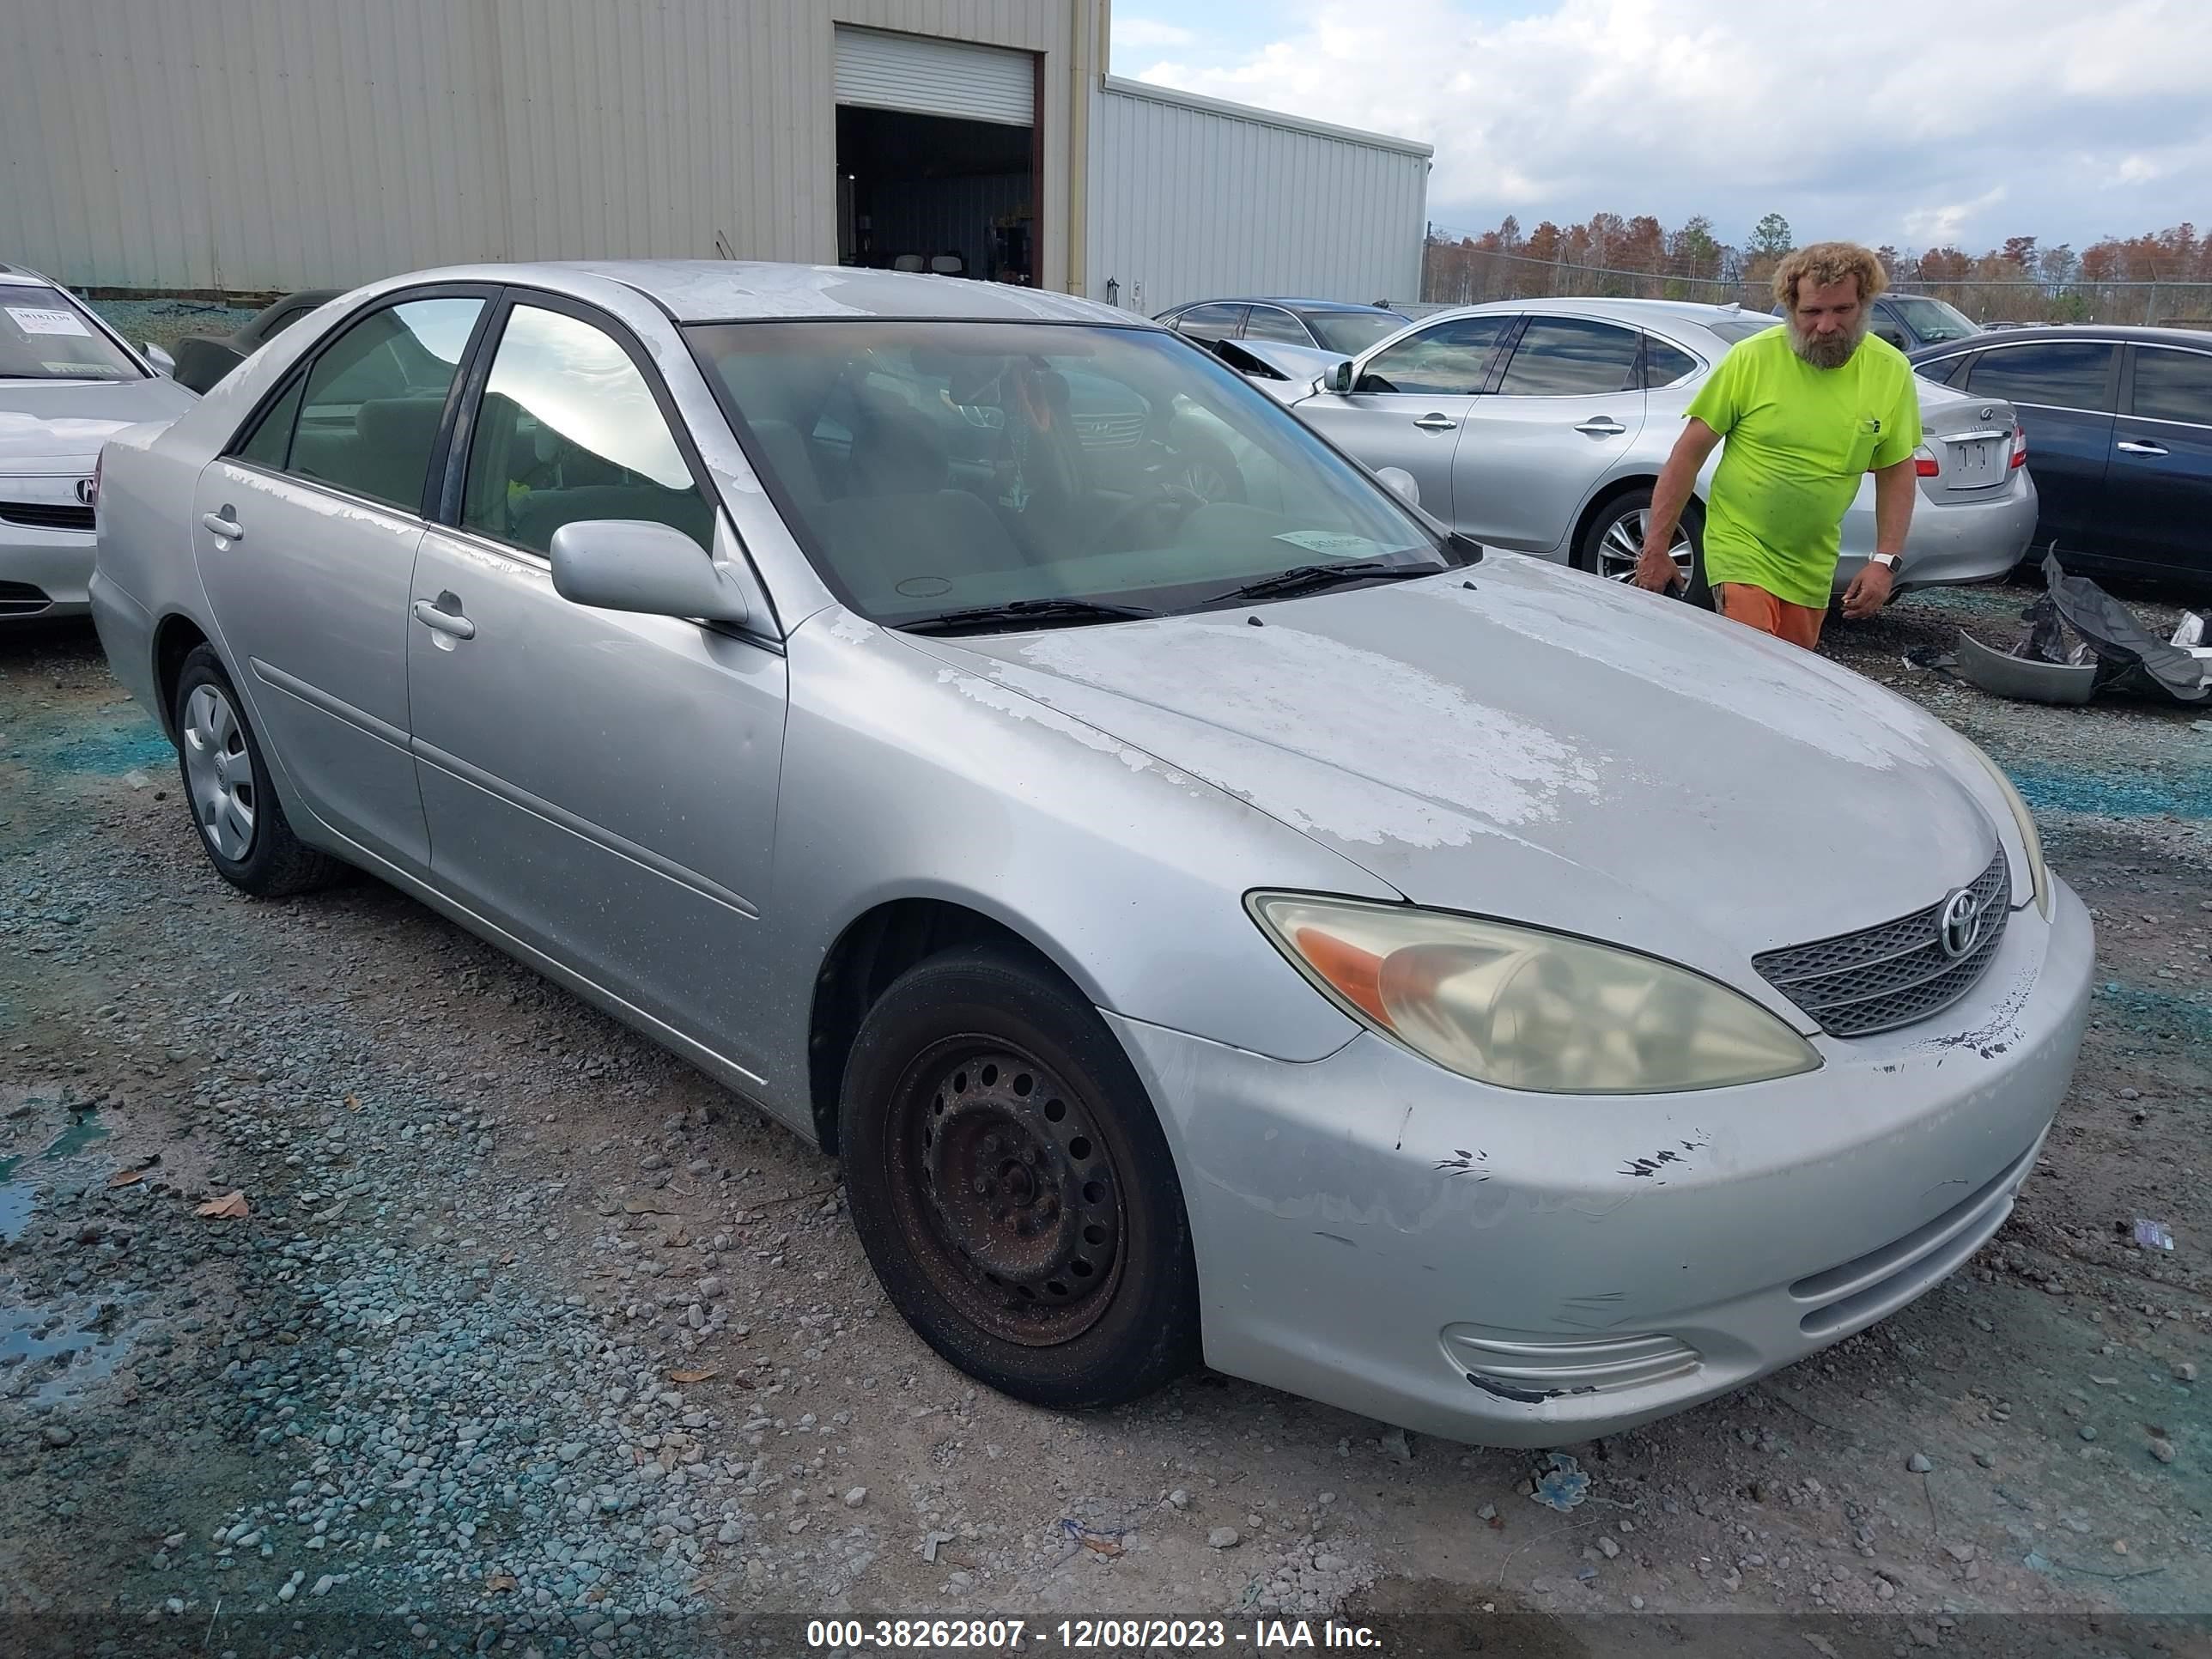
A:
[1249,894,1820,1095]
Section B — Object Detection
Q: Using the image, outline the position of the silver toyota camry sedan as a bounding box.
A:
[90,262,2094,1446]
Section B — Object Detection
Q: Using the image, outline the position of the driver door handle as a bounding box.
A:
[200,510,243,539]
[412,599,476,640]
[1412,413,1458,432]
[1574,416,1629,436]
[2116,439,2168,456]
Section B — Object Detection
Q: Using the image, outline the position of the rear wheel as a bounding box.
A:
[838,947,1201,1409]
[1577,488,1710,608]
[172,646,343,896]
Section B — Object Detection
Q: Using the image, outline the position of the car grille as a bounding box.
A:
[0,500,95,532]
[1753,851,2011,1037]
[1073,412,1146,448]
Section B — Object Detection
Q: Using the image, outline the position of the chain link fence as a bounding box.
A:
[1419,246,2212,329]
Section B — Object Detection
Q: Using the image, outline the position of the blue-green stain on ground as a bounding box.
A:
[2007,764,2212,822]
[39,723,173,775]
[2091,981,2212,1047]
[0,1111,110,1243]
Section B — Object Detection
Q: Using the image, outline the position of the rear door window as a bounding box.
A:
[1644,337,1698,388]
[2128,346,2212,426]
[279,297,484,512]
[1171,304,1248,343]
[1494,318,1644,396]
[1356,316,1514,396]
[1965,342,2117,412]
[1241,307,1314,346]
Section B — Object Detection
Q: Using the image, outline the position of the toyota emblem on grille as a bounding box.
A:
[76,477,96,505]
[1938,887,1986,959]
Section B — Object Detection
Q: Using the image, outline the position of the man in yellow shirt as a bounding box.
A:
[1632,241,1922,648]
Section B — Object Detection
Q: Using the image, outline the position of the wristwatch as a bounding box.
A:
[1869,553,1902,573]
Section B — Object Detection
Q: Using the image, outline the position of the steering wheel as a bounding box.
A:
[1091,481,1211,552]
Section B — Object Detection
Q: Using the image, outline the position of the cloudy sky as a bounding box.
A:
[1112,0,2212,255]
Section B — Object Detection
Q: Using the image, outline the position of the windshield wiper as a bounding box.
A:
[900,598,1160,635]
[1203,559,1447,606]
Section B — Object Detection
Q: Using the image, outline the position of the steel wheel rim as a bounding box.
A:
[1600,507,1693,583]
[181,684,256,861]
[884,1038,1127,1346]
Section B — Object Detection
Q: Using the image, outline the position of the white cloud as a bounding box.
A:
[1129,0,2212,252]
[1113,18,1197,49]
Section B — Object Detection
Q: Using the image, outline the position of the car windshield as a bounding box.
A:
[687,319,1444,628]
[1304,310,1410,356]
[0,285,143,381]
[1887,295,1978,343]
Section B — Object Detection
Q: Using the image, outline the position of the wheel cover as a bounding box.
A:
[885,1039,1126,1346]
[180,684,257,861]
[1598,507,1694,583]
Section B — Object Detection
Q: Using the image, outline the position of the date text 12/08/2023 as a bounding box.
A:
[804,1619,1384,1650]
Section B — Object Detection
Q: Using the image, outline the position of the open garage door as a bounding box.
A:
[834,27,1038,286]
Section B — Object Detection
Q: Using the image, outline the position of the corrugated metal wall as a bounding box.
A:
[1085,76,1430,314]
[0,0,1090,294]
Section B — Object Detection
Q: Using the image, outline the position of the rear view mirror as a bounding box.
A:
[549,520,750,625]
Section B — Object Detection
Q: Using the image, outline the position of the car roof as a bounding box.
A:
[1170,296,1401,313]
[0,264,58,288]
[1419,295,1773,334]
[544,261,1139,325]
[1908,323,2212,354]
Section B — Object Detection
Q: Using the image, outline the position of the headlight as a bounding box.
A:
[1962,742,2051,919]
[1248,894,1820,1095]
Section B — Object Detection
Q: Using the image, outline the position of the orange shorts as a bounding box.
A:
[1717,583,1826,650]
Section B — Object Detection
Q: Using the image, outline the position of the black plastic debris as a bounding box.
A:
[1958,554,2211,706]
[2036,551,2211,702]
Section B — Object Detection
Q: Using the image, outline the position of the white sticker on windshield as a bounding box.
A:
[1273,531,1389,557]
[41,362,109,378]
[7,306,94,337]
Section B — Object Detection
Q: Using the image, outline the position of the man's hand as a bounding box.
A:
[1632,542,1685,592]
[1839,560,1895,619]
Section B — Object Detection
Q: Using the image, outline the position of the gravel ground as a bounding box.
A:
[3,580,2208,1658]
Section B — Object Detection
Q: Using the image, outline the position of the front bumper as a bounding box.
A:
[1836,470,2038,594]
[1,526,96,618]
[1111,876,2094,1447]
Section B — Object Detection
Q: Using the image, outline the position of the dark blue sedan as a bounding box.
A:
[1911,325,2212,591]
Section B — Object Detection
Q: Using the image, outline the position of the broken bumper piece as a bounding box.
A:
[1107,877,2094,1448]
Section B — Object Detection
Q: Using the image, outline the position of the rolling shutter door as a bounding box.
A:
[833,27,1035,128]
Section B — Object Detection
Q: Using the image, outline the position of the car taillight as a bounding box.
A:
[1913,446,1939,477]
[2010,422,2027,468]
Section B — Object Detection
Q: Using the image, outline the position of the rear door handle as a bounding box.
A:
[412,599,476,640]
[1412,414,1458,432]
[1574,417,1628,436]
[2116,439,2168,456]
[200,509,243,539]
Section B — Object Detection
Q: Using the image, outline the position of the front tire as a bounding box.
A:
[172,645,342,897]
[1577,488,1711,608]
[838,947,1201,1409]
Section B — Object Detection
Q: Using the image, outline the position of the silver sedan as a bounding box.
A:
[91,262,2092,1446]
[1280,297,2039,596]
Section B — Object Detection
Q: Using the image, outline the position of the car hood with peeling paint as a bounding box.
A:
[915,552,2005,1014]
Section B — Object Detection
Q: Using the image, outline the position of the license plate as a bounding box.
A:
[1955,440,1993,477]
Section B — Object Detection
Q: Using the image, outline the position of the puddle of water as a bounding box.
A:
[0,1105,111,1243]
[0,1295,141,1405]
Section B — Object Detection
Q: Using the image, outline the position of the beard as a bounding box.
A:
[1790,313,1867,370]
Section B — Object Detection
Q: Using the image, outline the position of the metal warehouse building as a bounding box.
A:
[0,0,1430,314]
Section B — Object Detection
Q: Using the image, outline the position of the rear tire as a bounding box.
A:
[1576,488,1711,610]
[172,645,343,897]
[838,946,1201,1410]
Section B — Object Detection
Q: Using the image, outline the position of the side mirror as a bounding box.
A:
[1375,466,1419,507]
[144,343,177,377]
[1328,359,1356,395]
[549,520,750,625]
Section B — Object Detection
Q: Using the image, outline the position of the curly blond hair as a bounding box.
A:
[1771,241,1888,310]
